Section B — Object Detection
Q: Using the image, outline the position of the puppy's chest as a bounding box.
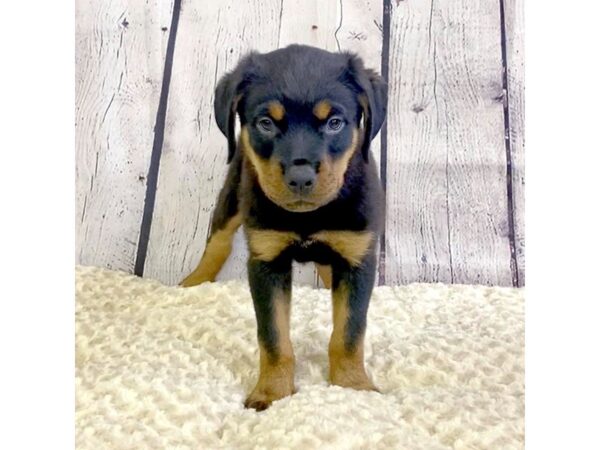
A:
[288,236,329,263]
[246,228,374,267]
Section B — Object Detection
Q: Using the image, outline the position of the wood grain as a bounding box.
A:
[504,0,525,286]
[278,0,338,50]
[75,0,173,272]
[385,0,513,286]
[75,0,525,287]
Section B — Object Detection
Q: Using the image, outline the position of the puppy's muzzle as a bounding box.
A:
[283,160,317,196]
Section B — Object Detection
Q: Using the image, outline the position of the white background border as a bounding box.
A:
[1,0,600,448]
[526,0,600,448]
[0,1,74,448]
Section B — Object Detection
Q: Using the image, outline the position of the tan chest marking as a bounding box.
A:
[247,228,374,266]
[247,229,300,261]
[311,230,374,267]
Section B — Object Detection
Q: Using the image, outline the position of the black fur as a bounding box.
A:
[211,44,387,359]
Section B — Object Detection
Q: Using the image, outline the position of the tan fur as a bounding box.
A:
[180,214,243,287]
[329,282,377,391]
[312,230,374,267]
[358,93,372,131]
[267,101,285,121]
[241,127,358,212]
[313,100,332,120]
[316,264,332,289]
[247,229,300,262]
[245,290,295,410]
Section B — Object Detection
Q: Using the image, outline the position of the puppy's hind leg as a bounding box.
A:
[316,264,333,289]
[180,154,242,287]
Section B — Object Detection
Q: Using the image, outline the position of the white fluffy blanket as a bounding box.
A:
[75,266,524,449]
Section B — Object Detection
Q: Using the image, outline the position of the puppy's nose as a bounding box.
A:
[284,163,316,195]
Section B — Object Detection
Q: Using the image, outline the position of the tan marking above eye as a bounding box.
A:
[267,101,285,121]
[313,100,332,120]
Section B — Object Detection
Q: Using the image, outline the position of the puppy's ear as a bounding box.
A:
[214,53,258,163]
[344,54,388,162]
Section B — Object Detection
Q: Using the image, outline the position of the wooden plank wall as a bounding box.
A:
[76,0,525,287]
[76,0,174,272]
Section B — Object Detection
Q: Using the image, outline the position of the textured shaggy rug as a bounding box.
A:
[75,266,524,449]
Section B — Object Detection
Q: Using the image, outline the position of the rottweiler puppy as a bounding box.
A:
[181,44,387,411]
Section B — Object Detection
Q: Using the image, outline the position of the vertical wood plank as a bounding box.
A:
[143,0,282,284]
[504,0,525,286]
[75,0,173,272]
[385,0,513,286]
[278,0,338,50]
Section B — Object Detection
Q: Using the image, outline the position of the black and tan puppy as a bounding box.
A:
[181,44,387,411]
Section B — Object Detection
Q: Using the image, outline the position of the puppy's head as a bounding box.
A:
[214,45,387,212]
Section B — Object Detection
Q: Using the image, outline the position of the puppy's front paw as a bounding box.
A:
[244,360,295,411]
[244,380,295,411]
[329,358,379,392]
[330,371,379,392]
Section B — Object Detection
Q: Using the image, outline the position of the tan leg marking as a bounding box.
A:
[316,264,332,289]
[247,229,299,262]
[311,230,374,267]
[180,214,242,287]
[329,282,377,391]
[245,290,295,411]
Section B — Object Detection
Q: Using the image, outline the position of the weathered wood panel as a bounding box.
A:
[385,0,513,286]
[505,0,525,286]
[75,0,524,287]
[75,0,173,271]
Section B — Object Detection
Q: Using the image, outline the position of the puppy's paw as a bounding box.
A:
[331,377,379,392]
[243,392,276,412]
[179,273,212,287]
[330,367,379,392]
[244,377,295,411]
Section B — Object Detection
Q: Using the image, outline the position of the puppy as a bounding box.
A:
[181,44,387,411]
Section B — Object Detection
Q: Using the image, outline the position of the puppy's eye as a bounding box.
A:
[257,117,275,133]
[325,116,344,133]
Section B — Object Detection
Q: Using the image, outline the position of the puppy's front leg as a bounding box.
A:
[329,251,378,391]
[244,257,295,411]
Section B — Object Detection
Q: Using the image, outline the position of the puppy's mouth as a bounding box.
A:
[282,199,321,212]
